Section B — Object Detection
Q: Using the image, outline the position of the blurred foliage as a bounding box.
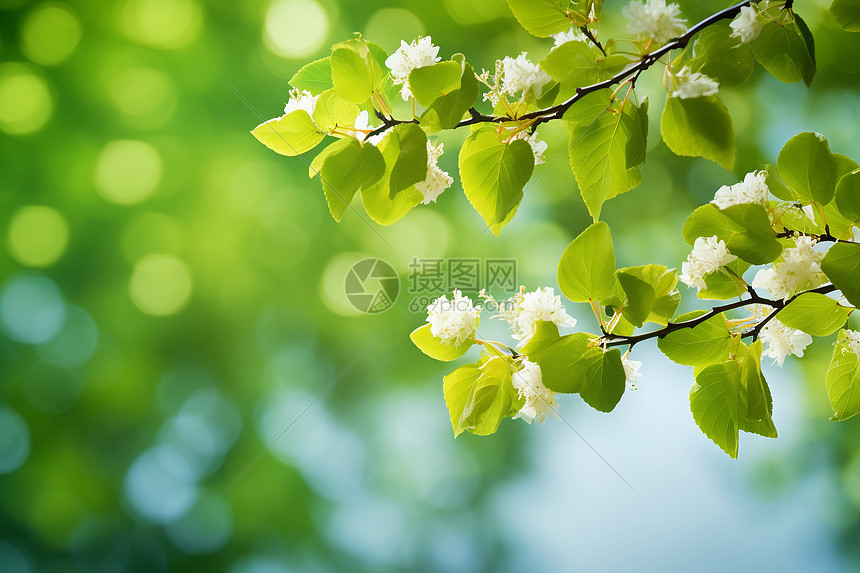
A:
[1,0,860,571]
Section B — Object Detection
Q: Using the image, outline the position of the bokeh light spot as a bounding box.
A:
[20,3,81,66]
[264,0,329,59]
[0,63,52,135]
[129,254,193,316]
[0,273,66,344]
[36,304,99,368]
[364,9,424,52]
[109,67,176,123]
[164,490,232,554]
[95,140,162,204]
[120,0,202,50]
[124,445,198,523]
[6,205,69,267]
[0,407,31,474]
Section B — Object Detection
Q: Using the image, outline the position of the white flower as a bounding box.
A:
[283,88,318,117]
[511,360,560,424]
[730,6,762,43]
[415,140,453,204]
[496,286,577,344]
[712,170,769,210]
[623,0,687,44]
[752,236,826,300]
[500,52,551,99]
[679,235,737,290]
[841,330,860,357]
[802,204,816,222]
[343,110,386,145]
[671,66,719,99]
[552,28,588,48]
[426,289,480,345]
[385,36,441,100]
[623,357,642,390]
[752,307,813,366]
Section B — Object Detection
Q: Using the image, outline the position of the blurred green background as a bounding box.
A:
[2,0,860,571]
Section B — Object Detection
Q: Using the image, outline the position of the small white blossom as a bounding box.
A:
[841,330,860,357]
[343,110,386,145]
[671,66,719,99]
[552,28,588,48]
[730,6,762,44]
[752,236,826,300]
[623,0,687,44]
[751,306,813,366]
[712,170,769,210]
[415,140,453,204]
[496,286,577,344]
[385,36,442,100]
[426,289,481,345]
[802,204,816,222]
[623,357,642,390]
[500,52,551,99]
[679,235,738,290]
[283,88,318,117]
[512,360,560,424]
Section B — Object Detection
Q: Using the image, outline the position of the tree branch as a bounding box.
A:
[602,283,838,349]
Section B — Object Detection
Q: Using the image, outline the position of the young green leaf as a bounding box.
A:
[752,15,816,86]
[657,310,733,367]
[682,203,782,265]
[626,98,649,168]
[443,355,523,436]
[835,170,860,222]
[661,94,734,170]
[557,221,618,303]
[689,24,755,87]
[777,132,838,205]
[777,292,853,337]
[826,330,860,421]
[821,243,860,307]
[698,259,750,301]
[318,138,385,221]
[459,126,535,235]
[420,54,479,131]
[740,340,777,438]
[507,0,572,37]
[616,264,679,326]
[312,89,359,133]
[289,57,333,95]
[331,37,385,104]
[540,41,600,100]
[408,60,463,107]
[520,322,592,393]
[690,360,743,458]
[251,111,324,157]
[831,0,860,32]
[386,124,428,198]
[580,347,626,413]
[410,323,475,361]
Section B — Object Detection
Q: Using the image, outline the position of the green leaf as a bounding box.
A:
[689,23,755,87]
[752,15,816,86]
[540,41,600,100]
[626,98,649,168]
[826,330,860,421]
[506,0,572,37]
[443,355,523,436]
[657,310,733,367]
[520,322,591,393]
[289,57,333,95]
[682,203,782,265]
[764,164,796,201]
[777,292,853,336]
[420,54,479,131]
[616,264,679,326]
[835,170,860,222]
[569,101,639,220]
[690,361,743,458]
[361,125,425,225]
[408,60,463,107]
[459,126,535,235]
[777,132,838,205]
[557,221,618,303]
[580,347,626,413]
[410,323,475,361]
[831,0,860,31]
[740,340,777,438]
[251,110,324,157]
[696,259,750,301]
[312,88,359,133]
[660,94,734,170]
[331,37,385,104]
[386,124,427,198]
[318,138,385,221]
[821,243,860,307]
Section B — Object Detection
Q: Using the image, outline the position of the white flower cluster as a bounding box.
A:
[283,88,318,117]
[623,356,642,390]
[730,6,762,44]
[426,289,481,345]
[750,306,813,366]
[679,235,737,290]
[752,236,826,300]
[493,286,577,344]
[552,28,588,48]
[623,0,687,44]
[712,170,769,210]
[511,359,560,424]
[671,66,719,99]
[385,36,442,100]
[841,330,860,357]
[482,53,551,106]
[415,140,453,204]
